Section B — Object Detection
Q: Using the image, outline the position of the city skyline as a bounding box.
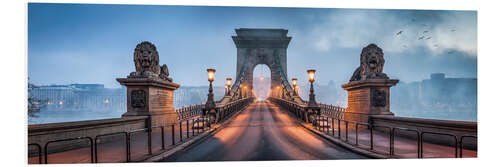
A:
[28,3,477,88]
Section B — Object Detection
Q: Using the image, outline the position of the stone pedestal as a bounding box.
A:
[341,79,399,124]
[117,77,180,127]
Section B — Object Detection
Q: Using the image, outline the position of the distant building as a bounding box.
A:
[419,73,477,106]
[391,73,477,121]
[29,84,126,112]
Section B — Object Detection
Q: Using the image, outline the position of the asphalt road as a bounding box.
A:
[162,101,368,162]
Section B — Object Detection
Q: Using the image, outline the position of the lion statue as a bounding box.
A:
[129,41,161,78]
[349,43,389,81]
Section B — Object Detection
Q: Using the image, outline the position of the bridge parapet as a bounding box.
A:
[214,97,254,123]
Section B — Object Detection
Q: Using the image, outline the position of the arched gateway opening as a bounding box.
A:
[229,28,295,100]
[252,64,271,101]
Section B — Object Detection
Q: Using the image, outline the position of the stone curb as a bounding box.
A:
[145,104,250,162]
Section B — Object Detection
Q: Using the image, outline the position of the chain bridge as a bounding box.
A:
[27,28,477,164]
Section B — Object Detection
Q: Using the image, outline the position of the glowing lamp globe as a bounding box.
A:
[207,69,216,82]
[307,69,316,83]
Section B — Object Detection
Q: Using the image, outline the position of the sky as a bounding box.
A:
[28,3,477,88]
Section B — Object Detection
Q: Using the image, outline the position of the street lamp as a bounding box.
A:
[281,84,285,99]
[306,69,320,124]
[225,78,232,96]
[239,84,243,99]
[243,85,248,98]
[275,86,280,97]
[291,78,298,96]
[205,69,216,121]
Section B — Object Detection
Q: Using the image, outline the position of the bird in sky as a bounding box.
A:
[426,37,432,40]
[434,44,439,47]
[423,30,429,33]
[451,29,456,32]
[418,36,425,40]
[396,30,403,36]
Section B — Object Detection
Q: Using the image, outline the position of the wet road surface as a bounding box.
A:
[162,101,368,162]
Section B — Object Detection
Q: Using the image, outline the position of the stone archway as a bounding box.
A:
[231,28,291,97]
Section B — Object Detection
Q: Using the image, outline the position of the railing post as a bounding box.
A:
[331,118,335,136]
[171,124,175,146]
[187,120,190,138]
[160,126,165,150]
[179,121,183,142]
[148,128,152,155]
[370,125,374,150]
[94,138,98,163]
[337,119,341,139]
[345,121,348,142]
[126,132,130,162]
[192,119,195,136]
[355,123,359,146]
[417,131,422,158]
[390,128,394,156]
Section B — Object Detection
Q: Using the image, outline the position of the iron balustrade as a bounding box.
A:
[28,143,42,164]
[391,127,421,158]
[94,132,129,163]
[44,136,94,164]
[420,131,459,158]
[29,98,254,164]
[459,136,477,158]
[175,104,204,120]
[269,97,476,159]
[128,128,152,158]
[151,126,166,151]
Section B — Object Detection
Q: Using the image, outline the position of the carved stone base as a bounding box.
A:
[341,79,399,124]
[117,77,180,127]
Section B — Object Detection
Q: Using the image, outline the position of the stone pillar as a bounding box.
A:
[341,43,399,124]
[341,79,398,123]
[117,78,180,127]
[117,41,180,127]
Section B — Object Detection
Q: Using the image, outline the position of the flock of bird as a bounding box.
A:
[394,19,457,54]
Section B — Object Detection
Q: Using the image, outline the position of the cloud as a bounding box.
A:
[310,9,477,56]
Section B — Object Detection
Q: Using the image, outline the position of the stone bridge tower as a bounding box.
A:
[231,28,292,97]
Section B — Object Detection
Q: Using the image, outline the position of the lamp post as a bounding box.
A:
[225,78,232,96]
[291,78,298,96]
[243,86,247,98]
[205,69,216,122]
[281,84,285,99]
[275,86,280,97]
[239,84,243,99]
[306,69,320,124]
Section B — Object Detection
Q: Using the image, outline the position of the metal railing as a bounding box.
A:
[44,136,94,164]
[28,143,42,164]
[95,132,128,163]
[28,98,253,164]
[176,104,204,120]
[269,97,477,159]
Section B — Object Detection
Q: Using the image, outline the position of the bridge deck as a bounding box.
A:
[162,101,368,161]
